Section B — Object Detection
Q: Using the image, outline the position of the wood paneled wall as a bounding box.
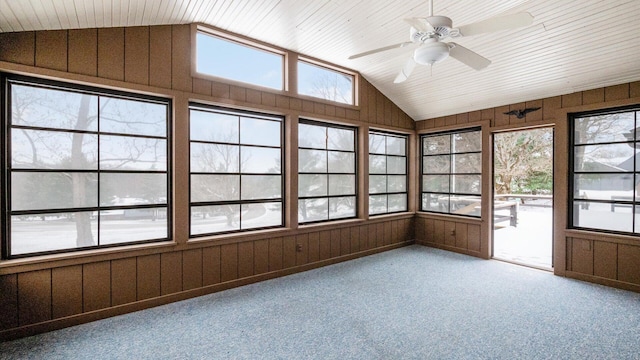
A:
[415,80,640,292]
[414,216,482,257]
[0,24,415,340]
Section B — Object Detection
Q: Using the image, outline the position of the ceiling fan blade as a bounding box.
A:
[448,42,491,70]
[348,42,413,60]
[394,58,417,83]
[457,12,533,37]
[404,17,434,33]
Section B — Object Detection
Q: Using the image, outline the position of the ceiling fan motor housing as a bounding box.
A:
[409,15,454,42]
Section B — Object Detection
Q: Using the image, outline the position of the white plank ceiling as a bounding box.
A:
[1,0,639,121]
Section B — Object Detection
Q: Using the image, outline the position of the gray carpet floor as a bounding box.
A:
[2,245,640,359]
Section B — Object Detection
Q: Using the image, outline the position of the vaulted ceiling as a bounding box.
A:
[1,0,638,121]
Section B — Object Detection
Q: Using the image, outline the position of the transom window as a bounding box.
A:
[369,131,408,215]
[4,75,171,258]
[570,107,640,234]
[189,105,284,236]
[195,29,284,90]
[421,129,482,217]
[298,120,357,223]
[297,60,354,105]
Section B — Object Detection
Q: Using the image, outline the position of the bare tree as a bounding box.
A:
[494,129,552,194]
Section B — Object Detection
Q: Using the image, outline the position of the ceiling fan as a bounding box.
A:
[348,0,534,83]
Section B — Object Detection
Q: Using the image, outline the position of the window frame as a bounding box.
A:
[420,127,482,217]
[2,73,173,259]
[569,105,640,235]
[188,104,285,237]
[297,57,357,106]
[368,129,409,216]
[298,118,358,225]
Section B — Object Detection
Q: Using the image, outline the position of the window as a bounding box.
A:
[369,131,408,215]
[421,129,482,216]
[297,60,354,105]
[298,120,357,223]
[195,29,284,90]
[189,105,284,236]
[4,75,170,258]
[570,107,640,234]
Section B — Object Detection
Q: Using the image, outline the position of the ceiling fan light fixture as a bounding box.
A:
[413,42,449,65]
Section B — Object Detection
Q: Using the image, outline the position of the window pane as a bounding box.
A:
[573,173,634,201]
[574,113,635,144]
[328,175,355,196]
[11,172,97,211]
[453,131,481,153]
[100,173,166,206]
[240,117,280,146]
[423,175,450,193]
[327,127,354,151]
[369,134,385,154]
[100,97,167,136]
[196,32,283,90]
[100,135,167,171]
[299,149,327,173]
[451,196,481,215]
[11,211,97,255]
[241,146,281,174]
[241,175,281,200]
[299,123,326,149]
[453,153,481,173]
[388,194,407,212]
[299,198,328,223]
[100,208,167,244]
[241,202,282,229]
[369,155,386,174]
[574,144,636,172]
[452,175,481,194]
[369,195,387,215]
[329,196,356,219]
[369,175,386,194]
[388,175,406,192]
[423,135,450,155]
[422,193,449,213]
[12,129,98,170]
[423,155,450,173]
[387,136,406,156]
[573,201,632,232]
[297,61,353,105]
[191,204,240,235]
[328,151,354,173]
[12,85,98,131]
[190,110,239,143]
[387,156,406,174]
[190,143,239,173]
[299,174,328,197]
[191,175,239,202]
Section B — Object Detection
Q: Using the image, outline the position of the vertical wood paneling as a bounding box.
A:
[212,82,231,99]
[183,248,203,291]
[445,115,457,126]
[171,25,192,91]
[631,81,640,98]
[618,244,640,285]
[35,30,67,71]
[51,265,82,318]
[262,92,276,107]
[358,225,368,251]
[97,27,124,80]
[367,224,377,249]
[375,223,384,247]
[604,84,629,102]
[296,234,309,265]
[582,88,604,105]
[433,220,444,244]
[444,221,456,247]
[0,32,35,65]
[124,26,150,85]
[593,241,617,280]
[230,85,247,102]
[203,246,222,286]
[302,100,314,113]
[276,94,290,109]
[220,243,239,282]
[455,223,468,249]
[350,227,360,253]
[269,237,284,271]
[111,257,137,306]
[570,238,593,275]
[161,252,183,295]
[542,96,561,120]
[254,239,270,274]
[456,113,469,125]
[137,254,161,300]
[494,106,510,127]
[68,29,97,76]
[149,25,172,89]
[290,98,302,111]
[246,88,261,104]
[340,228,351,255]
[415,217,425,242]
[330,229,341,257]
[467,224,481,252]
[308,232,320,262]
[383,221,392,246]
[238,241,255,278]
[283,235,296,268]
[319,230,332,260]
[0,274,18,330]
[18,270,51,326]
[425,219,435,243]
[83,261,111,312]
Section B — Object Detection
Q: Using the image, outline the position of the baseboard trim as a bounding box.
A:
[415,241,483,258]
[564,271,640,293]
